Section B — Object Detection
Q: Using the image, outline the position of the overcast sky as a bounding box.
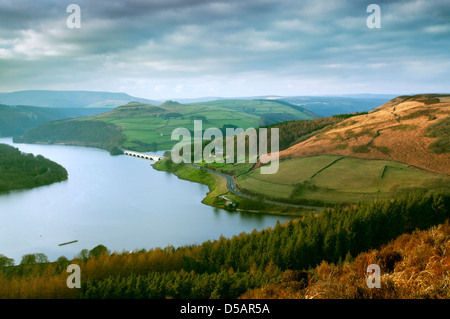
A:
[0,0,449,99]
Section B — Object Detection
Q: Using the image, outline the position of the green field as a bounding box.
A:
[191,99,315,117]
[77,99,315,151]
[237,155,450,204]
[18,99,318,152]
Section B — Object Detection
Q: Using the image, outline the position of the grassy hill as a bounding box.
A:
[188,99,318,126]
[184,95,450,208]
[275,95,396,117]
[238,155,449,205]
[174,94,395,117]
[19,99,317,152]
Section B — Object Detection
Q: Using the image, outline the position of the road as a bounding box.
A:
[186,163,324,211]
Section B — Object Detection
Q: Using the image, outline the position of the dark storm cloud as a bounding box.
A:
[0,0,449,98]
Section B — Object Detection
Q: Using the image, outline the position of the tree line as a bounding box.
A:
[0,190,448,298]
[0,144,68,193]
[15,119,126,155]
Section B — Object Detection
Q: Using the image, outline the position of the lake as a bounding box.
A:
[0,138,291,264]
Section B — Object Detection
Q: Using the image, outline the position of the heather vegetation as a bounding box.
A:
[244,221,450,299]
[426,117,450,154]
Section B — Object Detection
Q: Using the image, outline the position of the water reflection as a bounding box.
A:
[0,138,291,264]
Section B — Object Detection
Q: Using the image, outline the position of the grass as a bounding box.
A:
[335,143,348,150]
[22,99,317,153]
[371,145,391,155]
[351,145,371,153]
[152,158,313,215]
[88,99,311,152]
[402,108,439,120]
[152,159,229,208]
[192,99,313,119]
[426,116,450,154]
[389,124,418,131]
[236,156,450,205]
[203,161,254,176]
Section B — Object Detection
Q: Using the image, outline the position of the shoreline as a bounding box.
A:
[152,159,322,217]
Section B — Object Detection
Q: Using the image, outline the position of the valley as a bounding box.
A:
[152,94,449,210]
[2,92,450,301]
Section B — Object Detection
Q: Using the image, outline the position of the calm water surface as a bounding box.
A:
[0,138,290,264]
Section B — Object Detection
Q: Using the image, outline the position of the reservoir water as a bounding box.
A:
[0,138,290,264]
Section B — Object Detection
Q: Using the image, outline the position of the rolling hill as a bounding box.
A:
[17,99,317,152]
[274,95,396,117]
[188,99,318,126]
[229,94,450,206]
[0,90,160,108]
[173,94,395,117]
[0,104,114,137]
[278,94,450,174]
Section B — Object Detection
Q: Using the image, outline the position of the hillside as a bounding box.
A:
[0,90,159,108]
[0,104,114,137]
[189,99,318,126]
[216,95,450,207]
[19,99,317,152]
[276,95,396,117]
[174,94,395,117]
[243,220,450,299]
[278,94,450,174]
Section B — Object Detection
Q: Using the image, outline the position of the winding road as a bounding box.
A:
[186,163,324,211]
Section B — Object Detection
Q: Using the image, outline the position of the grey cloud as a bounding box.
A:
[0,0,449,98]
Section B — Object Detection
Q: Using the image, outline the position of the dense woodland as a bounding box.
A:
[0,144,68,193]
[15,119,126,155]
[0,191,448,298]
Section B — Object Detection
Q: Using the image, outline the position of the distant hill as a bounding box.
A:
[188,99,318,126]
[0,104,114,137]
[0,90,160,108]
[173,94,395,117]
[276,95,396,117]
[0,90,393,115]
[18,99,317,152]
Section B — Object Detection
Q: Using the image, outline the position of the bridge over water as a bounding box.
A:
[123,150,165,161]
